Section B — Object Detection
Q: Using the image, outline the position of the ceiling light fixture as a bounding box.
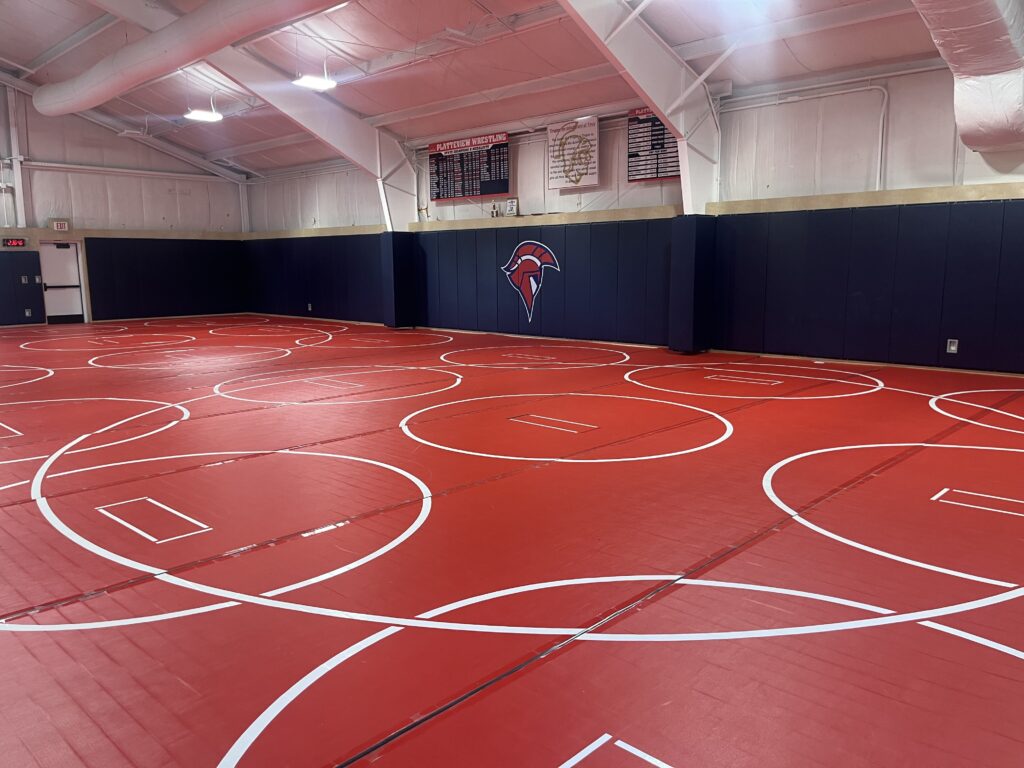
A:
[293,73,337,91]
[294,52,346,92]
[185,91,224,122]
[293,60,336,91]
[183,108,223,122]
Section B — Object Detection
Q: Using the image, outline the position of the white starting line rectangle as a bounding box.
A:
[309,377,365,391]
[932,488,1024,519]
[560,734,675,768]
[501,353,556,361]
[508,414,598,434]
[0,421,23,440]
[96,497,212,544]
[705,374,782,386]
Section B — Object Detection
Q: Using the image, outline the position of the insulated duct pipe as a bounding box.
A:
[33,0,337,117]
[912,0,1024,151]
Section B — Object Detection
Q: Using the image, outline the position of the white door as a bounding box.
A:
[40,243,84,323]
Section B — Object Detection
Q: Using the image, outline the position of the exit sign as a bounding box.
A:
[2,238,26,247]
[50,219,71,232]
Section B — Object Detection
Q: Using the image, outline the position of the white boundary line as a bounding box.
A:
[0,420,23,439]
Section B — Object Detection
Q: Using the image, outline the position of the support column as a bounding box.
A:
[556,0,720,213]
[5,86,27,227]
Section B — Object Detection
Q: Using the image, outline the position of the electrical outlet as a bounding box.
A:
[307,303,312,311]
[946,338,959,354]
[24,309,31,317]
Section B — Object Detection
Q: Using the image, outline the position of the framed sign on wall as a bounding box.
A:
[547,117,599,189]
[627,107,680,182]
[428,133,510,201]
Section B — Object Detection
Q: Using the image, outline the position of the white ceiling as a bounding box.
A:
[0,0,940,176]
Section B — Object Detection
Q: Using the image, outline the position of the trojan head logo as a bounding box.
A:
[502,241,559,322]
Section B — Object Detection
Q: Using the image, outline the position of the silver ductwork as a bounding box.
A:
[913,0,1024,151]
[33,0,336,117]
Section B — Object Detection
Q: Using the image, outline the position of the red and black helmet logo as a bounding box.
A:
[501,241,560,322]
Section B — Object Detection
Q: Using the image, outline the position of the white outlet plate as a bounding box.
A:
[947,339,959,354]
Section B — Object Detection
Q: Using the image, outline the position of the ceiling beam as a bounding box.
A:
[367,63,618,127]
[411,97,644,148]
[556,0,719,214]
[18,14,121,76]
[0,69,245,183]
[725,55,947,101]
[232,1,352,47]
[673,0,917,61]
[204,132,312,160]
[299,2,566,86]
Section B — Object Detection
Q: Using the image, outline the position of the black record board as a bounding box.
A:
[429,132,510,201]
[627,107,680,182]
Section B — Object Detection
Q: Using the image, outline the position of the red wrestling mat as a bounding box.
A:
[0,315,1022,767]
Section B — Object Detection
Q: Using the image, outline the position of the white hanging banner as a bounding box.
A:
[547,117,599,189]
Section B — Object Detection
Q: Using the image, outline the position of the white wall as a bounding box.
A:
[2,90,242,232]
[416,118,684,222]
[246,167,384,232]
[718,68,1024,202]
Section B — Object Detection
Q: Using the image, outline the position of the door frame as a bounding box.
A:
[40,239,90,324]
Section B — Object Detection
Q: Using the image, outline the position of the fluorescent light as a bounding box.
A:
[293,74,337,91]
[184,108,223,123]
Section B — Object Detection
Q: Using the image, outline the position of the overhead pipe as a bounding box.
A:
[33,0,339,117]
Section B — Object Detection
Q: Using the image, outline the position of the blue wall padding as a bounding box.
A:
[401,219,675,346]
[709,200,1024,373]
[668,215,716,353]
[0,251,45,325]
[889,203,950,366]
[79,202,1024,374]
[844,206,899,362]
[939,201,1003,370]
[85,238,245,321]
[711,214,769,353]
[995,201,1024,373]
[379,232,419,328]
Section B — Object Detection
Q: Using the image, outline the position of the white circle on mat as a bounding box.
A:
[928,389,1024,436]
[88,346,291,370]
[440,344,630,370]
[214,365,462,406]
[763,441,1024,587]
[0,364,55,390]
[625,362,884,400]
[21,333,195,352]
[399,392,732,463]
